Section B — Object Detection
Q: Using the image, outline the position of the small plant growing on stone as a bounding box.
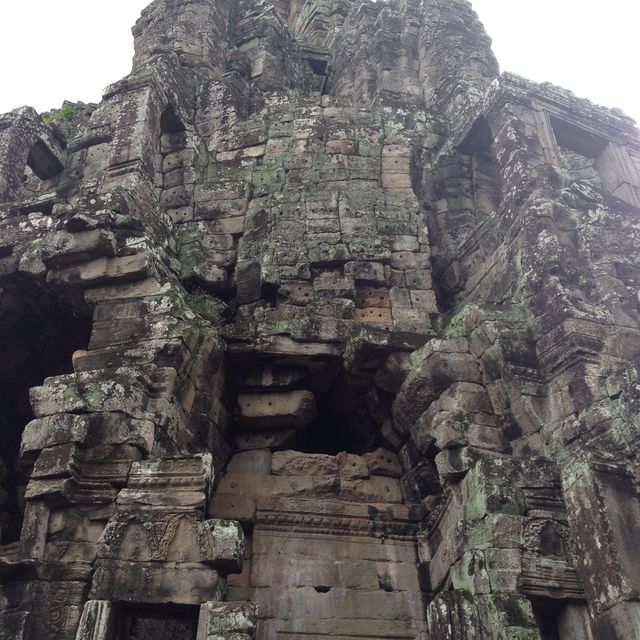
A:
[186,288,227,325]
[43,106,76,124]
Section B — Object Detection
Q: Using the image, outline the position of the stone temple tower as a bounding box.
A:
[1,0,640,638]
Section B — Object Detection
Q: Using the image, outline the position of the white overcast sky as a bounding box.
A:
[0,1,638,123]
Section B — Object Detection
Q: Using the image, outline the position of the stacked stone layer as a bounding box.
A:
[1,1,640,639]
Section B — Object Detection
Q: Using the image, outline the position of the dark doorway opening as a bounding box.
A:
[531,600,562,640]
[115,603,200,640]
[0,283,92,545]
[230,356,395,457]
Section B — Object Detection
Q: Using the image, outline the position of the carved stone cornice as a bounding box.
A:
[519,552,585,600]
[255,496,418,541]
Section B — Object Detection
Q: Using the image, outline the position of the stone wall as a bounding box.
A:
[1,1,640,639]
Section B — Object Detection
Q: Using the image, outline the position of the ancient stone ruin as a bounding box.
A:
[1,0,640,638]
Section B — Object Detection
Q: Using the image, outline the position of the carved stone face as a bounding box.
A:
[538,520,567,558]
[524,517,570,559]
[288,0,352,47]
[3,0,640,639]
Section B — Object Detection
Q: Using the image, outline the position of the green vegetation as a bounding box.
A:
[186,289,227,325]
[43,106,76,124]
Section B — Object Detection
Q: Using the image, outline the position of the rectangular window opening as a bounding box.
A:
[115,603,200,640]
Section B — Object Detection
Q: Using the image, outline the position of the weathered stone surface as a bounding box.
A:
[337,452,370,480]
[271,451,338,476]
[1,0,639,638]
[363,448,403,478]
[199,601,257,639]
[234,428,298,451]
[226,449,272,475]
[74,600,116,640]
[339,477,403,503]
[236,391,317,429]
[21,413,155,455]
[235,365,310,389]
[90,560,221,605]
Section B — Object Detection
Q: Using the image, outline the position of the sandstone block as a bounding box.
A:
[431,416,467,450]
[272,451,338,477]
[227,450,272,475]
[84,277,166,304]
[426,591,482,639]
[435,447,478,482]
[382,156,411,174]
[31,443,79,479]
[451,550,491,595]
[234,428,298,451]
[345,261,386,285]
[382,173,412,190]
[47,253,151,288]
[250,554,380,590]
[467,423,509,452]
[340,477,403,504]
[251,584,415,621]
[236,391,317,429]
[204,519,246,573]
[484,548,521,592]
[74,600,116,640]
[200,601,256,638]
[393,344,481,434]
[215,474,339,502]
[188,261,228,292]
[3,1,634,633]
[29,368,160,420]
[21,414,89,454]
[235,364,310,389]
[374,352,411,394]
[355,286,390,309]
[90,560,220,605]
[353,307,393,325]
[210,493,256,523]
[363,449,403,478]
[42,229,117,267]
[21,412,156,453]
[338,453,370,479]
[251,527,417,563]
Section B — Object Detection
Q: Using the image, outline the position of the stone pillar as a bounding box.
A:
[426,590,541,640]
[425,590,481,639]
[74,601,116,640]
[106,83,164,185]
[592,602,640,640]
[597,141,640,207]
[557,604,594,640]
[89,456,244,606]
[562,455,640,637]
[0,562,34,640]
[24,580,86,640]
[17,501,50,560]
[0,611,29,640]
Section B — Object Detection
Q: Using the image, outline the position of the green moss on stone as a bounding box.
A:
[44,106,76,124]
[186,289,227,326]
